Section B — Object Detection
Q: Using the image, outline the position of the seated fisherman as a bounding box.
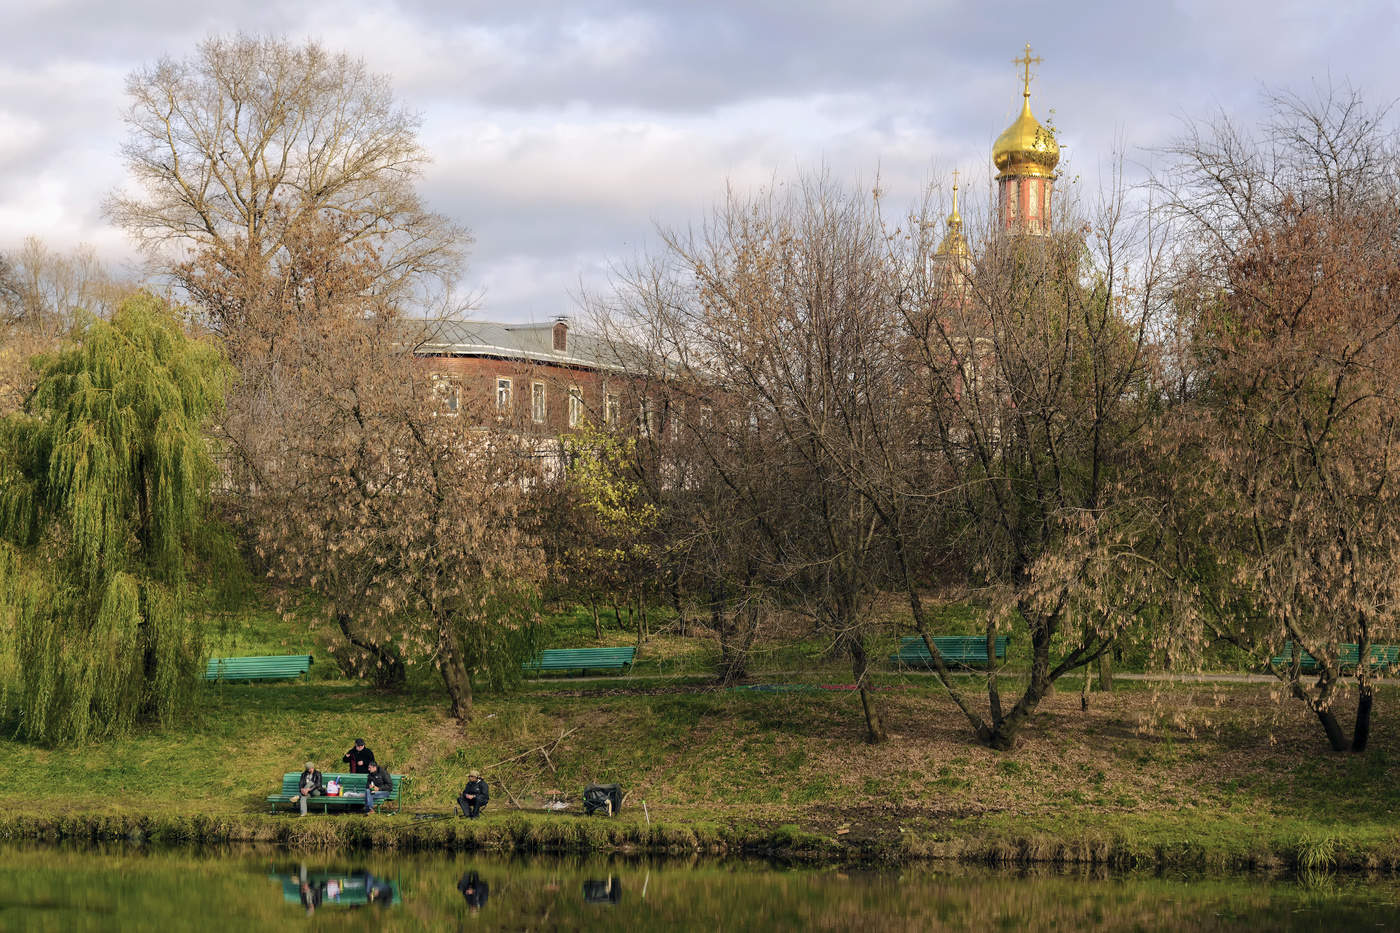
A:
[363,761,393,814]
[290,761,326,816]
[458,770,489,818]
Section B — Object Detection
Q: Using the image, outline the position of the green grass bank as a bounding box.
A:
[2,599,1397,871]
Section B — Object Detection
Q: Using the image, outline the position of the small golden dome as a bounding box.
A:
[992,44,1059,178]
[936,172,970,258]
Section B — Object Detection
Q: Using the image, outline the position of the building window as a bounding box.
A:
[432,374,460,415]
[568,386,583,428]
[639,397,657,437]
[604,393,620,425]
[532,381,547,423]
[496,377,512,410]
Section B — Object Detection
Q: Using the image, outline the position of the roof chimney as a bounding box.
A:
[552,316,569,352]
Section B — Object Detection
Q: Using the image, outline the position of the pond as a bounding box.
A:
[0,843,1396,931]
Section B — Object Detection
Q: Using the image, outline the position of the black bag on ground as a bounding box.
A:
[583,783,623,816]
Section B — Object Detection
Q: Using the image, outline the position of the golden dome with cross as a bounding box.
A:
[991,44,1060,178]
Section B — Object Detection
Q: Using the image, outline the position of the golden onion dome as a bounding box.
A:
[936,172,970,258]
[992,44,1059,178]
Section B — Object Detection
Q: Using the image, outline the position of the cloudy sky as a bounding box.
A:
[2,0,1395,322]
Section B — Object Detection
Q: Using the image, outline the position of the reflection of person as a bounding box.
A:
[583,875,621,905]
[363,762,393,814]
[291,761,326,816]
[342,738,376,773]
[457,871,490,910]
[298,880,323,915]
[458,770,489,818]
[297,863,323,916]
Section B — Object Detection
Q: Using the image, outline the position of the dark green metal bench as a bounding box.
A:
[1269,642,1400,674]
[204,654,314,683]
[890,635,1010,669]
[522,647,637,676]
[266,772,404,814]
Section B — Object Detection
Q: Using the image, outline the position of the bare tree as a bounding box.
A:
[1156,86,1400,752]
[186,216,540,717]
[595,176,903,741]
[108,33,468,305]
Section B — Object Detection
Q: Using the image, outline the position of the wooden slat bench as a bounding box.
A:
[204,654,314,683]
[522,647,637,676]
[890,635,1010,669]
[1269,643,1400,674]
[266,772,404,814]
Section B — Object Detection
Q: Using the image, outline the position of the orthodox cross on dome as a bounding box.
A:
[950,169,960,207]
[1013,43,1043,100]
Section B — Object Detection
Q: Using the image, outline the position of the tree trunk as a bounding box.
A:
[1351,687,1373,753]
[590,601,601,640]
[851,638,886,743]
[1098,651,1113,692]
[438,631,474,722]
[670,580,687,637]
[335,612,405,688]
[1314,707,1348,752]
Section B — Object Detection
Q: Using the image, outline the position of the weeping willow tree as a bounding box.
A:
[0,292,229,743]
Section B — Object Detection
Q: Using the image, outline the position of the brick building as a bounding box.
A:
[415,317,667,463]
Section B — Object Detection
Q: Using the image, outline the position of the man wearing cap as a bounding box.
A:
[342,738,376,774]
[458,771,489,818]
[291,761,325,816]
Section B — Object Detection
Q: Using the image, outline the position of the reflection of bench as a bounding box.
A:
[204,654,314,683]
[1270,642,1400,674]
[267,772,404,814]
[272,871,400,906]
[890,636,1009,669]
[523,647,636,676]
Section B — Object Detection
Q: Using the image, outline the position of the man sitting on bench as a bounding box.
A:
[459,770,489,818]
[291,761,325,817]
[363,762,393,814]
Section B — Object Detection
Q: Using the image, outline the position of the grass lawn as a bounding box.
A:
[0,593,1394,867]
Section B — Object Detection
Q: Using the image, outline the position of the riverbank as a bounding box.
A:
[2,806,1399,874]
[1,670,1397,872]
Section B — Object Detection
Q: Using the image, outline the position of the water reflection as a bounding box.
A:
[270,863,400,914]
[457,870,490,911]
[1,843,1399,931]
[582,874,622,905]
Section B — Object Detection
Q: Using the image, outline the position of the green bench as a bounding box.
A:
[523,646,636,676]
[266,772,404,814]
[204,654,314,683]
[890,635,1010,669]
[1269,642,1400,674]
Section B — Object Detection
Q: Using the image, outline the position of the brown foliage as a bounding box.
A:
[186,217,541,719]
[1158,86,1400,751]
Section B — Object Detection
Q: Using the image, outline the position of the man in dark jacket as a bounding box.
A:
[458,771,489,818]
[292,761,325,816]
[363,761,393,814]
[343,738,376,773]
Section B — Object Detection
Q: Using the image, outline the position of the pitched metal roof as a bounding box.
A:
[410,319,629,371]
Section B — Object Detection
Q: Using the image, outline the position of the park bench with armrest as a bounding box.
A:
[522,647,636,676]
[204,655,314,683]
[1269,642,1400,675]
[890,635,1010,669]
[266,772,404,814]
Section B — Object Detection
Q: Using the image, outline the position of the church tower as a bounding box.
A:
[992,45,1060,235]
[932,170,972,302]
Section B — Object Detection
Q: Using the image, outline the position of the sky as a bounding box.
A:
[1,0,1396,323]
